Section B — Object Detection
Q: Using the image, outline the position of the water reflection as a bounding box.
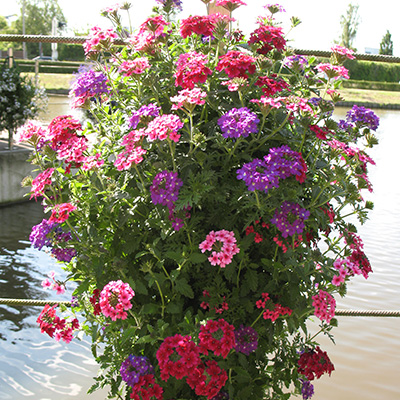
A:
[0,202,108,399]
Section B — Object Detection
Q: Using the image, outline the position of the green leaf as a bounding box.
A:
[189,252,208,264]
[175,278,194,298]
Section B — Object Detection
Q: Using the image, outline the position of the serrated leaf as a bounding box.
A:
[175,278,194,298]
[189,252,208,264]
[244,269,258,292]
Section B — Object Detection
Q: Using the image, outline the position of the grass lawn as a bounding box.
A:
[23,72,75,90]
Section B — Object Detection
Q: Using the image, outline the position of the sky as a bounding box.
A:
[1,0,399,55]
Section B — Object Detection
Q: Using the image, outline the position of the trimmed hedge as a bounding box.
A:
[342,79,400,91]
[344,59,400,83]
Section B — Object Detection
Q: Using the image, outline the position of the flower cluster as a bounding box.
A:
[171,87,207,111]
[234,325,258,355]
[256,293,293,322]
[315,63,350,80]
[37,304,80,343]
[42,271,65,295]
[312,290,336,323]
[175,51,213,89]
[216,50,256,79]
[270,201,310,238]
[217,107,259,138]
[150,170,183,209]
[344,104,380,131]
[69,68,109,108]
[300,378,315,400]
[83,25,119,55]
[99,280,135,321]
[199,318,236,358]
[120,355,154,387]
[237,145,307,192]
[298,347,335,381]
[199,230,240,268]
[130,374,163,400]
[119,57,151,76]
[248,23,286,54]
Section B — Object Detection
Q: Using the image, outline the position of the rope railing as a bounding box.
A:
[0,298,399,317]
[1,34,400,63]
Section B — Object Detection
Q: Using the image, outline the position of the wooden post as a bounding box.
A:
[8,48,13,68]
[207,3,230,16]
[35,60,39,86]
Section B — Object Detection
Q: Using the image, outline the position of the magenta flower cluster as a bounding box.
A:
[270,201,310,238]
[237,145,307,192]
[217,107,260,139]
[99,280,135,321]
[311,290,336,324]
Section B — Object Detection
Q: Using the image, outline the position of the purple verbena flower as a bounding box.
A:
[234,325,258,355]
[218,107,260,139]
[300,378,314,400]
[129,103,161,129]
[120,355,154,387]
[283,55,308,70]
[150,171,183,210]
[211,391,230,400]
[270,201,310,238]
[29,219,58,250]
[51,247,76,262]
[70,69,109,100]
[345,105,380,131]
[155,0,183,11]
[237,145,307,192]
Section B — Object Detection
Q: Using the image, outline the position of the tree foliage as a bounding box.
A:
[13,0,66,58]
[379,30,393,55]
[337,3,360,51]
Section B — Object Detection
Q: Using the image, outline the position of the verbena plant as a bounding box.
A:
[18,1,379,399]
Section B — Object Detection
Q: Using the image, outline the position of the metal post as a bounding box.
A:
[22,0,27,59]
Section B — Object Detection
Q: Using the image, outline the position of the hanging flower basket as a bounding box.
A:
[18,1,379,399]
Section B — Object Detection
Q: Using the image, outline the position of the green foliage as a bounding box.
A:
[337,3,360,51]
[344,59,400,82]
[379,30,393,56]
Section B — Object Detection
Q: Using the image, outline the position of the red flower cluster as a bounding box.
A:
[198,319,236,358]
[186,360,228,399]
[48,202,77,223]
[248,24,286,54]
[256,293,292,322]
[174,51,212,89]
[216,50,256,79]
[156,334,201,381]
[272,234,303,254]
[309,124,334,140]
[89,289,102,315]
[130,374,163,400]
[255,75,290,97]
[245,219,269,243]
[298,346,335,380]
[180,15,216,38]
[37,304,79,343]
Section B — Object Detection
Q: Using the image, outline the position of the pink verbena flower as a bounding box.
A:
[174,51,212,89]
[145,114,184,142]
[99,280,135,321]
[312,290,336,323]
[81,153,105,171]
[119,57,150,76]
[49,203,77,223]
[171,88,207,111]
[315,63,349,80]
[215,0,247,12]
[83,26,119,55]
[16,120,46,143]
[30,168,54,200]
[331,45,355,61]
[114,129,147,170]
[199,229,240,268]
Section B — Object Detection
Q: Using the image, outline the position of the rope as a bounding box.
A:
[0,34,399,63]
[0,298,71,307]
[0,298,399,317]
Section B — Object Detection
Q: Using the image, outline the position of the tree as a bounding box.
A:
[0,16,21,51]
[14,0,66,58]
[380,30,393,55]
[337,3,360,51]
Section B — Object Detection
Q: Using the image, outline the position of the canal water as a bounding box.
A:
[0,98,399,399]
